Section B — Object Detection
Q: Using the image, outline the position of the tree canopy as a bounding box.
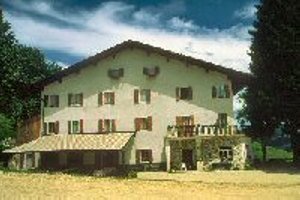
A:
[0,9,61,150]
[241,0,300,163]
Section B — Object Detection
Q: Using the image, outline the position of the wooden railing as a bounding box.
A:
[167,124,240,137]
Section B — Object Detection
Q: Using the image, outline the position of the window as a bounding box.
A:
[135,117,152,131]
[104,92,115,104]
[108,68,124,79]
[43,121,59,135]
[68,120,83,134]
[176,87,193,101]
[44,95,59,107]
[134,89,151,104]
[104,119,116,132]
[98,92,115,105]
[136,150,152,163]
[48,122,56,133]
[176,116,194,126]
[219,147,233,162]
[68,93,83,107]
[143,66,160,77]
[212,84,230,98]
[218,113,227,128]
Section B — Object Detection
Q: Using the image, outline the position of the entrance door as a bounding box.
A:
[182,149,194,170]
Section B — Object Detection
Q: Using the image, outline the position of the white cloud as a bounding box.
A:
[234,3,257,19]
[4,0,251,73]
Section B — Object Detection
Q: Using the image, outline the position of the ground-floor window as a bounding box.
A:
[219,146,233,162]
[136,149,152,163]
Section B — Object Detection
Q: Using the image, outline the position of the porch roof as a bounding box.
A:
[3,133,135,153]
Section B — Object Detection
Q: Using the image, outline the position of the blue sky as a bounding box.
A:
[2,0,258,72]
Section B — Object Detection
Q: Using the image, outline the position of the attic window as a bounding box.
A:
[143,66,160,77]
[108,68,124,79]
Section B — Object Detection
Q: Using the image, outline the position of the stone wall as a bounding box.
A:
[168,135,250,171]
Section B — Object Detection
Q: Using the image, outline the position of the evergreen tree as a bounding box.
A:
[242,0,300,163]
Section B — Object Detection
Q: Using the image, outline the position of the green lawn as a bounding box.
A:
[251,141,293,161]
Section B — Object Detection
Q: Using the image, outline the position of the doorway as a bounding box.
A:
[182,149,194,170]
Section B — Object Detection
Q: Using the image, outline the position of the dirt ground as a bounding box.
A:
[0,170,300,200]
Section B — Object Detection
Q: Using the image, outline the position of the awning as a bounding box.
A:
[3,132,135,153]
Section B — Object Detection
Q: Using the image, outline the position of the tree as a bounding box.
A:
[242,0,300,164]
[0,9,62,149]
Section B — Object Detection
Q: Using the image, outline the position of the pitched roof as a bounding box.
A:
[34,40,252,92]
[3,133,135,153]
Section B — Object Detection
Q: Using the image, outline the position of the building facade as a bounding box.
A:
[5,41,251,171]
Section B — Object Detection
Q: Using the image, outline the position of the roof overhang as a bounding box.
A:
[31,40,252,92]
[3,132,135,153]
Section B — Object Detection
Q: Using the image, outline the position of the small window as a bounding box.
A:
[176,116,194,126]
[103,92,115,104]
[44,95,59,107]
[68,120,81,134]
[68,93,83,107]
[138,150,152,163]
[176,87,193,101]
[143,66,160,77]
[135,117,152,131]
[218,113,227,128]
[140,89,151,104]
[103,119,116,132]
[219,146,233,162]
[108,68,124,79]
[212,84,230,98]
[44,121,59,135]
[48,122,56,133]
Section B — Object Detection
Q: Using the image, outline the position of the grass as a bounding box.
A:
[251,141,293,161]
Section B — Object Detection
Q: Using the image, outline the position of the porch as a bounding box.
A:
[4,132,135,170]
[165,125,251,171]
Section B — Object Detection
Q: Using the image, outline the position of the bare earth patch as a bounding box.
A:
[0,170,300,200]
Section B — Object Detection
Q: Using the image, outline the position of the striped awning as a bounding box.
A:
[4,133,134,153]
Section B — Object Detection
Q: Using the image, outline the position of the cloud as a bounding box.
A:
[4,0,251,73]
[234,2,257,20]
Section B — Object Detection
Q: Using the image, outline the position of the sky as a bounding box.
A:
[2,0,258,72]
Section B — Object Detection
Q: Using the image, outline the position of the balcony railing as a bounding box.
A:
[167,124,240,137]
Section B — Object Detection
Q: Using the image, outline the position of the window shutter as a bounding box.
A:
[176,87,180,101]
[56,95,59,107]
[155,66,160,75]
[68,121,71,134]
[55,121,59,134]
[176,116,183,126]
[120,68,124,77]
[112,92,115,105]
[43,123,47,135]
[98,119,103,133]
[146,90,151,104]
[80,93,83,106]
[68,94,72,106]
[112,119,116,132]
[212,86,217,98]
[134,118,140,131]
[98,92,103,106]
[134,89,139,104]
[44,95,48,107]
[224,85,230,98]
[190,115,194,125]
[135,150,140,164]
[188,86,193,100]
[80,119,83,133]
[147,116,152,131]
[149,150,153,163]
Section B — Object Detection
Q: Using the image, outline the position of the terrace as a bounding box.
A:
[166,124,241,138]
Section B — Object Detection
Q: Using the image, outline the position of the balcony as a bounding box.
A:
[166,124,240,138]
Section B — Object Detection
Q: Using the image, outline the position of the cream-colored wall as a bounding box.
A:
[42,48,234,164]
